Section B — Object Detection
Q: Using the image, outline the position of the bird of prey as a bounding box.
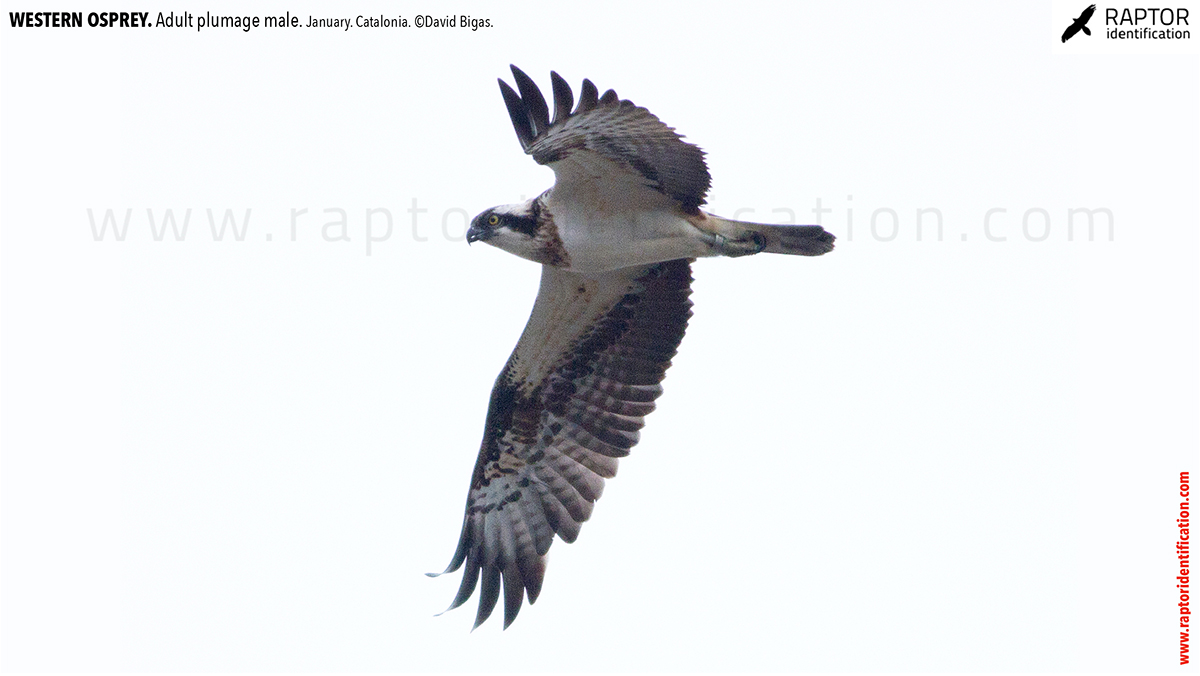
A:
[1062,4,1096,42]
[428,65,835,629]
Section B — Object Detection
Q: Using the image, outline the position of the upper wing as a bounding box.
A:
[429,258,694,629]
[1080,4,1096,22]
[498,65,711,214]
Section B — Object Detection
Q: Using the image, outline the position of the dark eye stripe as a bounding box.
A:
[506,199,541,237]
[506,214,539,237]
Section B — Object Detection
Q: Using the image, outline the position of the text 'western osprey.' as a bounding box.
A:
[428,65,835,629]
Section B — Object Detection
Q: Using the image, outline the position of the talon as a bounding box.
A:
[749,232,767,254]
[702,229,766,257]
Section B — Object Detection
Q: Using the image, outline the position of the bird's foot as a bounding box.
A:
[704,230,767,257]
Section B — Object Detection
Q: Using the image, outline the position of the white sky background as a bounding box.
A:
[1,0,1197,672]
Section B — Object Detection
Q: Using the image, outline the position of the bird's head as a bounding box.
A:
[467,200,546,261]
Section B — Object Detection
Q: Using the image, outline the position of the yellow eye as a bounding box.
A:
[487,214,500,226]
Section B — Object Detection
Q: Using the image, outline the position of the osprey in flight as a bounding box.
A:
[429,66,834,629]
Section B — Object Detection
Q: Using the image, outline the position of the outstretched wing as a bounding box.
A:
[1080,4,1096,22]
[429,259,694,629]
[498,65,712,214]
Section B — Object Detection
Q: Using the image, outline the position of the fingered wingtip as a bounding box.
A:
[434,597,459,617]
[435,594,471,618]
[508,65,550,136]
[426,562,458,577]
[549,70,573,125]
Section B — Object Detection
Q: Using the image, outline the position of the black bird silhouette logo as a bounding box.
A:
[1062,4,1097,42]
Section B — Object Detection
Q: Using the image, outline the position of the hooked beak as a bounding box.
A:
[466,225,492,245]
